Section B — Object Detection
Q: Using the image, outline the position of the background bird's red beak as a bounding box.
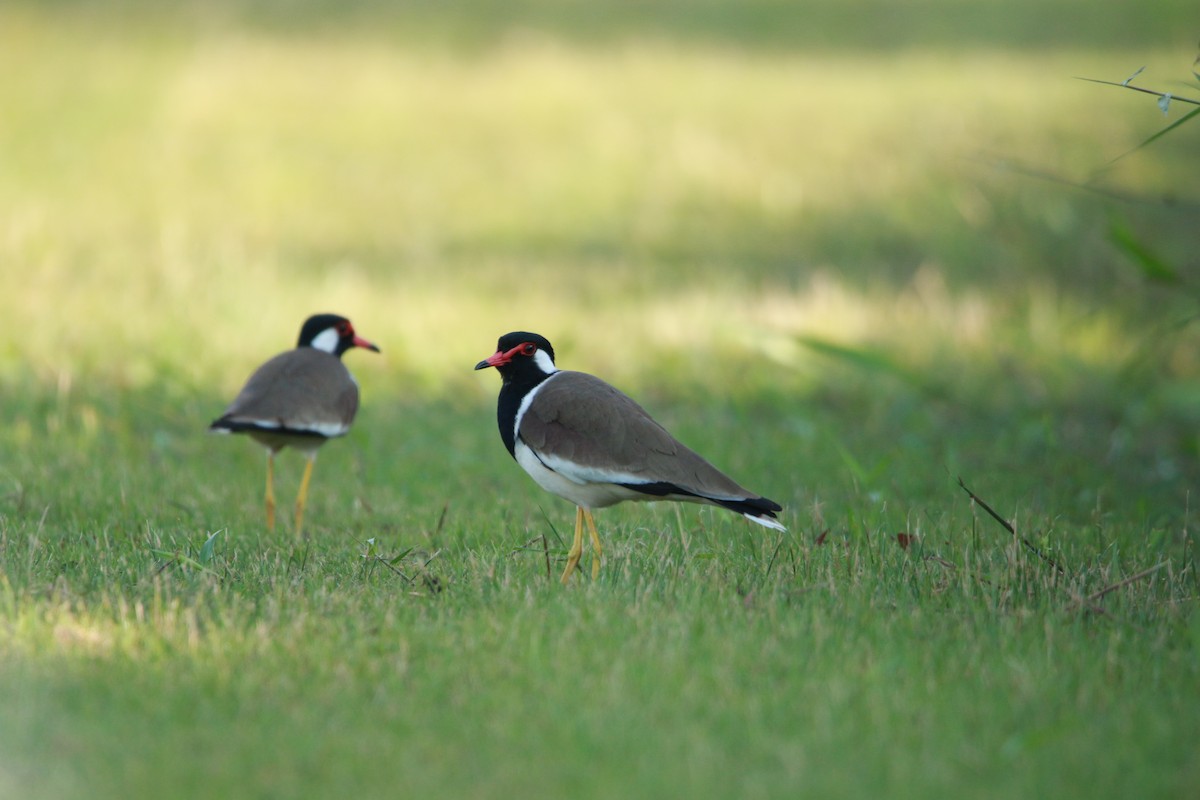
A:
[353,335,381,353]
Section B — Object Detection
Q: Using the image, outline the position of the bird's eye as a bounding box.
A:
[522,343,536,356]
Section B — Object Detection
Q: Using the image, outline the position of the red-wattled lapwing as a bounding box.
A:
[475,331,785,584]
[209,314,379,537]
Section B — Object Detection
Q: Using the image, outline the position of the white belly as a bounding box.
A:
[514,440,645,509]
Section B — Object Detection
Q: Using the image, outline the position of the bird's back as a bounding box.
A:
[212,348,359,438]
[519,371,756,501]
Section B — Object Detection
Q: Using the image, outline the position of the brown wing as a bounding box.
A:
[216,348,359,436]
[519,371,754,501]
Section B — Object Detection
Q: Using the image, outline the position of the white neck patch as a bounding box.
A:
[514,370,561,443]
[310,327,340,354]
[532,349,558,375]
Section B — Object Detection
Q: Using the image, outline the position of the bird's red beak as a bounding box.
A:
[474,350,507,370]
[354,335,381,353]
[474,343,524,370]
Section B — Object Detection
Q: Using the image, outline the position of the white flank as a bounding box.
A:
[535,450,645,487]
[235,418,349,437]
[301,421,351,437]
[515,440,643,509]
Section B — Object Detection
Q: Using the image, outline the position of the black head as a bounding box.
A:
[297,314,381,357]
[475,332,557,457]
[474,332,557,378]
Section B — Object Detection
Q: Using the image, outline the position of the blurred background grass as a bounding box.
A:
[2,0,1198,517]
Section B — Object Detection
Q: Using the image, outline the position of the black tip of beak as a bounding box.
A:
[474,360,493,371]
[352,335,381,353]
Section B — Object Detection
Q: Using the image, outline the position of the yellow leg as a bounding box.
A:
[584,508,603,579]
[294,455,316,538]
[264,451,277,532]
[560,506,585,585]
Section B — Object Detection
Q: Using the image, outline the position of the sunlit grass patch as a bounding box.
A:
[2,19,1196,394]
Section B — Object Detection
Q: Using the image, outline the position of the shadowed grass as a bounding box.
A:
[8,0,1197,51]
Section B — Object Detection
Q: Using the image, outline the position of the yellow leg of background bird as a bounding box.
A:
[264,451,277,532]
[584,508,603,579]
[294,455,316,538]
[560,506,585,585]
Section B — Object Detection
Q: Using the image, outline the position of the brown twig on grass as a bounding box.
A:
[370,553,413,583]
[924,554,964,572]
[1066,560,1170,613]
[957,477,1066,575]
[510,535,553,580]
[764,533,787,579]
[432,502,449,539]
[926,551,1119,619]
[417,549,444,593]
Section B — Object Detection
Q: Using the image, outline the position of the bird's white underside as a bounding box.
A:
[514,440,645,508]
[516,441,786,532]
[212,419,347,457]
[513,370,646,508]
[511,369,788,530]
[239,418,350,438]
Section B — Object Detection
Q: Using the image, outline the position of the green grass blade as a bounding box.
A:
[1109,218,1181,284]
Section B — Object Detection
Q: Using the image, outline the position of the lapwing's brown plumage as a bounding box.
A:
[475,331,784,583]
[210,314,379,536]
[215,347,361,442]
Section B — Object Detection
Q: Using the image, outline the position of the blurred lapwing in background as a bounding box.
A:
[210,314,379,537]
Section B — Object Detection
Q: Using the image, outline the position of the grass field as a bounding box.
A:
[2,1,1199,798]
